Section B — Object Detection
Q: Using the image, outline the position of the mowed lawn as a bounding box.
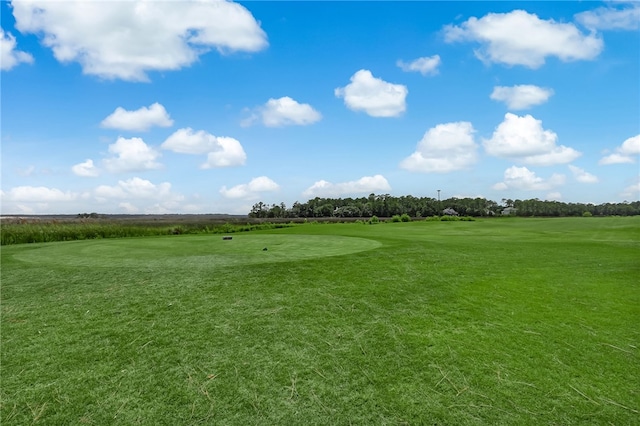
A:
[1,217,638,424]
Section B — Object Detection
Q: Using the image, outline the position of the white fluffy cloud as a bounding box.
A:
[220,176,279,199]
[103,137,162,173]
[303,175,391,198]
[568,165,599,183]
[599,135,640,165]
[490,85,554,110]
[242,97,322,127]
[483,113,581,165]
[94,177,184,213]
[396,55,441,76]
[0,179,195,214]
[400,122,478,173]
[1,186,78,202]
[0,186,83,214]
[620,177,640,199]
[72,159,100,177]
[546,192,562,201]
[492,166,566,191]
[95,177,173,200]
[101,103,174,131]
[11,0,268,81]
[1,28,33,70]
[575,2,640,31]
[161,128,246,168]
[335,70,407,117]
[444,10,603,68]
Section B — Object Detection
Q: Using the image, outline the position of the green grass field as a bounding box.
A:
[1,217,638,424]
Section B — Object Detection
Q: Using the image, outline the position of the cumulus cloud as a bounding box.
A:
[303,175,391,198]
[492,166,566,191]
[599,135,640,165]
[0,186,84,214]
[1,28,34,70]
[103,137,162,173]
[396,55,441,76]
[599,153,634,165]
[72,159,100,177]
[483,113,581,166]
[101,103,174,131]
[219,176,279,199]
[94,177,184,213]
[546,192,562,201]
[521,148,582,167]
[568,165,599,183]
[242,97,322,127]
[443,10,603,68]
[1,186,78,202]
[11,0,268,81]
[0,179,193,214]
[161,128,247,168]
[620,177,640,199]
[575,2,640,31]
[400,122,478,173]
[119,202,139,214]
[335,69,407,117]
[490,85,554,110]
[95,177,172,199]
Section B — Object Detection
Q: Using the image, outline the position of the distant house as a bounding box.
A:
[442,208,459,216]
[502,207,517,215]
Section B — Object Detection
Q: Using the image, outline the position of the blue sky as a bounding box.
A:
[1,0,639,215]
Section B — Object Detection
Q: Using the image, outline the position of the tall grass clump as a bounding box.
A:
[0,220,294,245]
[391,214,412,222]
[439,215,475,222]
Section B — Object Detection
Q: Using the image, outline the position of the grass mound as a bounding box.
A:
[11,234,382,269]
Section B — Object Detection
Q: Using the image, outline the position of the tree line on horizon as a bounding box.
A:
[248,194,640,219]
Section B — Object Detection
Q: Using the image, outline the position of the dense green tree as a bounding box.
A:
[248,202,268,218]
[250,195,640,218]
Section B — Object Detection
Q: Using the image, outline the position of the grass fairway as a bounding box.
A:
[2,217,638,424]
